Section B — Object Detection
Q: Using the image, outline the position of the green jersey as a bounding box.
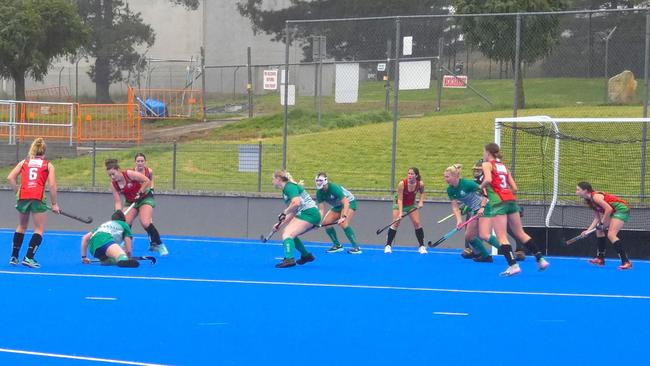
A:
[88,220,132,256]
[283,182,317,215]
[447,178,483,211]
[316,182,355,208]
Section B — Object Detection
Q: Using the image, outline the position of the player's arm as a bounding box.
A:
[6,160,24,192]
[396,181,404,216]
[478,162,492,190]
[148,168,155,190]
[80,232,91,264]
[110,184,122,211]
[126,170,151,195]
[123,236,133,258]
[339,197,350,223]
[47,163,60,213]
[417,181,425,208]
[506,172,518,193]
[451,200,463,227]
[318,202,326,222]
[592,193,612,228]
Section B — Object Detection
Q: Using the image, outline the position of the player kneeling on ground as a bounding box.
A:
[80,210,139,268]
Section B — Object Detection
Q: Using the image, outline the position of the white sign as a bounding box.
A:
[377,63,386,72]
[238,144,259,172]
[443,75,468,88]
[280,85,295,106]
[399,60,431,90]
[335,63,359,104]
[402,36,413,56]
[263,70,278,90]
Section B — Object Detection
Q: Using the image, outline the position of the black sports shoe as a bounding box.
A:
[296,253,315,265]
[514,251,526,261]
[473,255,494,263]
[117,259,140,268]
[461,248,475,259]
[275,258,296,268]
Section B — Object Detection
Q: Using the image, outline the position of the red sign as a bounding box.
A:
[443,75,468,88]
[263,70,278,90]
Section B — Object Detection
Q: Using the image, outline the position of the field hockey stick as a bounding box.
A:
[91,256,157,265]
[376,207,419,235]
[260,213,286,243]
[48,206,93,224]
[565,227,599,245]
[427,214,480,248]
[123,201,137,215]
[437,204,467,224]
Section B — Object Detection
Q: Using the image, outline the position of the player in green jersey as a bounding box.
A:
[80,210,139,267]
[315,172,362,254]
[271,170,319,268]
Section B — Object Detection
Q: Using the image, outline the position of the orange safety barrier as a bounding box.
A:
[128,86,203,120]
[0,101,76,145]
[77,104,141,143]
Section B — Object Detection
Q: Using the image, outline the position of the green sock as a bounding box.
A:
[117,253,128,261]
[325,227,341,246]
[293,237,309,256]
[471,238,490,257]
[488,235,501,248]
[282,238,295,259]
[343,226,359,248]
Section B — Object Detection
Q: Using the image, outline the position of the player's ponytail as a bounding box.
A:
[28,137,46,158]
[445,163,463,177]
[484,142,502,160]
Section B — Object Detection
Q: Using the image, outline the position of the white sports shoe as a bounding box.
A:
[499,263,522,277]
[384,245,392,254]
[418,245,428,254]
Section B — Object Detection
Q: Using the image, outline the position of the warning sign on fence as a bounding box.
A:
[442,75,468,88]
[263,70,278,90]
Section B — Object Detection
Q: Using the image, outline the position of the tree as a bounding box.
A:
[451,0,568,108]
[237,0,452,61]
[76,0,199,103]
[0,0,88,101]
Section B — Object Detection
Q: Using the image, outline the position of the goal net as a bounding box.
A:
[495,116,650,231]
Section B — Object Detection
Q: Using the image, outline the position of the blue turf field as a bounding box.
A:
[0,229,649,366]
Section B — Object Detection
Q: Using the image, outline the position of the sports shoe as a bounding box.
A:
[588,257,605,266]
[384,245,392,254]
[514,251,526,261]
[499,264,521,277]
[537,258,550,271]
[117,259,140,268]
[9,256,18,266]
[461,248,475,259]
[418,245,428,254]
[151,243,169,256]
[347,247,362,254]
[326,245,344,253]
[473,255,493,263]
[275,258,296,268]
[296,253,315,265]
[618,261,633,270]
[21,257,40,269]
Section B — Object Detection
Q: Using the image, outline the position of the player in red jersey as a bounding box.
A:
[105,158,168,256]
[576,182,632,270]
[6,138,60,268]
[134,153,154,190]
[384,167,427,254]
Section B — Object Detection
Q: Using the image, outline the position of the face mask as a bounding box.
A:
[315,176,328,189]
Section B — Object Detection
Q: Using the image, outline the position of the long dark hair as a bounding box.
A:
[409,167,421,181]
[577,181,594,192]
[484,142,502,160]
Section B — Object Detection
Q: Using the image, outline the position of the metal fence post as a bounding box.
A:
[92,140,96,187]
[385,39,391,113]
[258,140,263,192]
[641,9,650,200]
[282,22,291,170]
[247,47,253,118]
[511,14,521,177]
[172,141,177,190]
[436,37,444,112]
[390,18,401,193]
[201,46,207,122]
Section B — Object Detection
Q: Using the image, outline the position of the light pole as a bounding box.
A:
[602,26,617,104]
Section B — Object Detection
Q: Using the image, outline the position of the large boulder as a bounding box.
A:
[608,70,637,104]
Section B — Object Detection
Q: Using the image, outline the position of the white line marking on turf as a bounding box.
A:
[433,312,469,316]
[0,347,168,366]
[85,296,117,301]
[1,270,649,300]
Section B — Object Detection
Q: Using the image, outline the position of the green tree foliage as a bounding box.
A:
[237,0,451,61]
[76,0,199,102]
[451,0,568,108]
[0,0,88,101]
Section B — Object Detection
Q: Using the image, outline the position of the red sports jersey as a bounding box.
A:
[112,171,142,202]
[143,167,152,180]
[19,158,49,200]
[588,191,628,212]
[489,160,516,202]
[401,178,421,207]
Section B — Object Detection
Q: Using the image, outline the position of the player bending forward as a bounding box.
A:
[80,210,139,268]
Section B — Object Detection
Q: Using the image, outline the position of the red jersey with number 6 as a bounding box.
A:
[19,158,49,200]
[489,160,516,202]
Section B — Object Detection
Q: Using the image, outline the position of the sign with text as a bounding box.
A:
[263,70,278,90]
[442,75,468,88]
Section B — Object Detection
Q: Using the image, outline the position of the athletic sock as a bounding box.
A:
[325,227,341,246]
[596,236,607,258]
[523,239,544,261]
[501,244,516,265]
[294,237,309,257]
[117,253,128,261]
[25,233,43,259]
[343,226,359,248]
[612,239,629,264]
[12,232,25,258]
[415,228,424,246]
[487,235,501,248]
[144,223,162,245]
[470,237,490,257]
[386,228,397,246]
[282,238,295,259]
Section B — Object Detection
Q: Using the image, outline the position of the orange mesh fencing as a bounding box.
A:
[129,86,203,120]
[77,104,141,143]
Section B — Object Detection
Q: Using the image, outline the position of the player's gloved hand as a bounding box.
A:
[596,223,604,231]
[81,256,90,264]
[278,212,287,222]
